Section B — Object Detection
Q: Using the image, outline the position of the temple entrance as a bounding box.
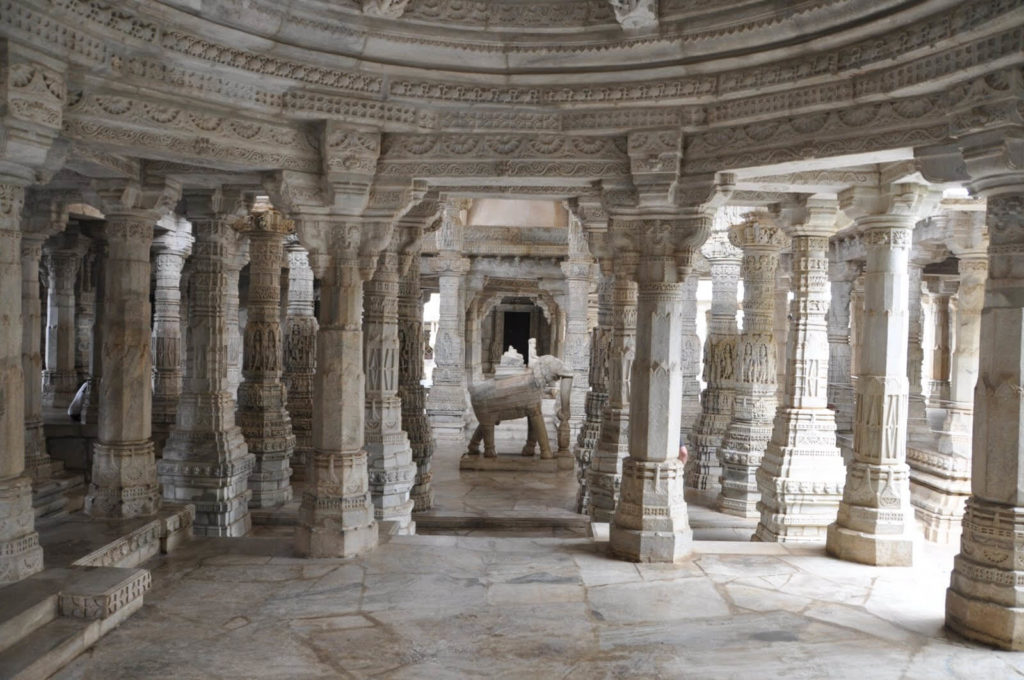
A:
[502,310,531,365]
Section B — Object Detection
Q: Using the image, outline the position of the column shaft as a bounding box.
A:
[42,239,81,409]
[679,271,702,449]
[827,266,857,437]
[74,247,96,385]
[756,214,846,542]
[425,258,470,446]
[158,214,253,536]
[588,259,637,523]
[717,217,787,518]
[576,272,611,514]
[283,243,317,483]
[0,181,44,584]
[296,254,377,557]
[609,251,692,563]
[150,234,190,455]
[22,234,50,479]
[363,249,415,534]
[827,209,920,566]
[399,258,435,512]
[562,260,594,469]
[237,213,296,508]
[946,188,1024,649]
[688,240,741,499]
[85,214,161,519]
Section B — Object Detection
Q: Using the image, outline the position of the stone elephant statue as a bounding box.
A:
[466,355,573,459]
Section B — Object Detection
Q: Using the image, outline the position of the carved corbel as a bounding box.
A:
[838,182,941,225]
[87,175,183,221]
[21,189,72,239]
[321,123,381,214]
[1,43,68,181]
[627,129,681,207]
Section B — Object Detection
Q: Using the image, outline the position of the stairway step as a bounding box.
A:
[0,617,93,680]
[0,575,62,655]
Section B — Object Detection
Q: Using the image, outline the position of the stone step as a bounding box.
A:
[0,566,151,680]
[0,578,60,655]
[0,617,92,680]
[32,470,86,520]
[70,503,195,569]
[415,514,589,534]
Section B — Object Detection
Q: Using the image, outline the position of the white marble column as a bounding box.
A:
[688,231,742,499]
[283,241,317,483]
[237,210,296,508]
[41,234,83,409]
[561,259,593,471]
[426,256,470,447]
[158,192,253,536]
[0,180,44,584]
[774,254,791,406]
[20,208,56,481]
[717,215,788,518]
[827,184,933,566]
[295,234,378,558]
[945,176,1024,650]
[914,248,987,543]
[755,200,846,541]
[576,269,612,514]
[679,269,703,450]
[400,263,434,512]
[225,246,247,400]
[74,243,96,385]
[364,245,416,534]
[150,223,192,455]
[827,260,859,437]
[609,215,697,563]
[85,211,166,519]
[588,254,637,523]
[906,257,932,442]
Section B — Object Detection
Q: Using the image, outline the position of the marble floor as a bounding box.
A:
[47,442,1020,679]
[51,531,1022,680]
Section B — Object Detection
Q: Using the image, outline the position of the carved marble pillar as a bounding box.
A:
[679,269,702,449]
[717,215,787,518]
[609,216,698,563]
[79,238,106,427]
[237,210,296,508]
[41,235,82,409]
[0,180,43,584]
[225,245,247,400]
[399,256,434,512]
[774,253,791,406]
[588,255,637,523]
[283,241,317,483]
[576,270,612,514]
[74,243,96,385]
[150,225,192,455]
[755,201,846,541]
[945,178,1024,650]
[21,225,53,480]
[158,193,254,536]
[426,256,470,446]
[827,184,933,566]
[906,257,932,442]
[295,241,378,558]
[914,249,987,543]
[687,231,742,499]
[85,212,166,519]
[363,245,415,534]
[561,259,593,470]
[827,261,859,437]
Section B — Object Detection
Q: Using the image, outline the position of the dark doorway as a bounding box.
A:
[503,311,531,365]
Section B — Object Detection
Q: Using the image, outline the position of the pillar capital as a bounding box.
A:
[839,182,939,225]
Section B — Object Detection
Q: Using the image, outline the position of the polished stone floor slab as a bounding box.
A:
[52,532,1023,680]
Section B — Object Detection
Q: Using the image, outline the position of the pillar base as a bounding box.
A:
[946,588,1024,651]
[42,371,80,410]
[0,476,44,585]
[825,522,914,566]
[609,458,692,563]
[85,440,161,519]
[158,428,254,537]
[716,451,761,519]
[296,492,378,558]
[24,419,52,481]
[943,499,1024,649]
[410,485,435,513]
[587,467,621,524]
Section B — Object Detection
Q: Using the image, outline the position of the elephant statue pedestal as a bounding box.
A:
[459,356,572,473]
